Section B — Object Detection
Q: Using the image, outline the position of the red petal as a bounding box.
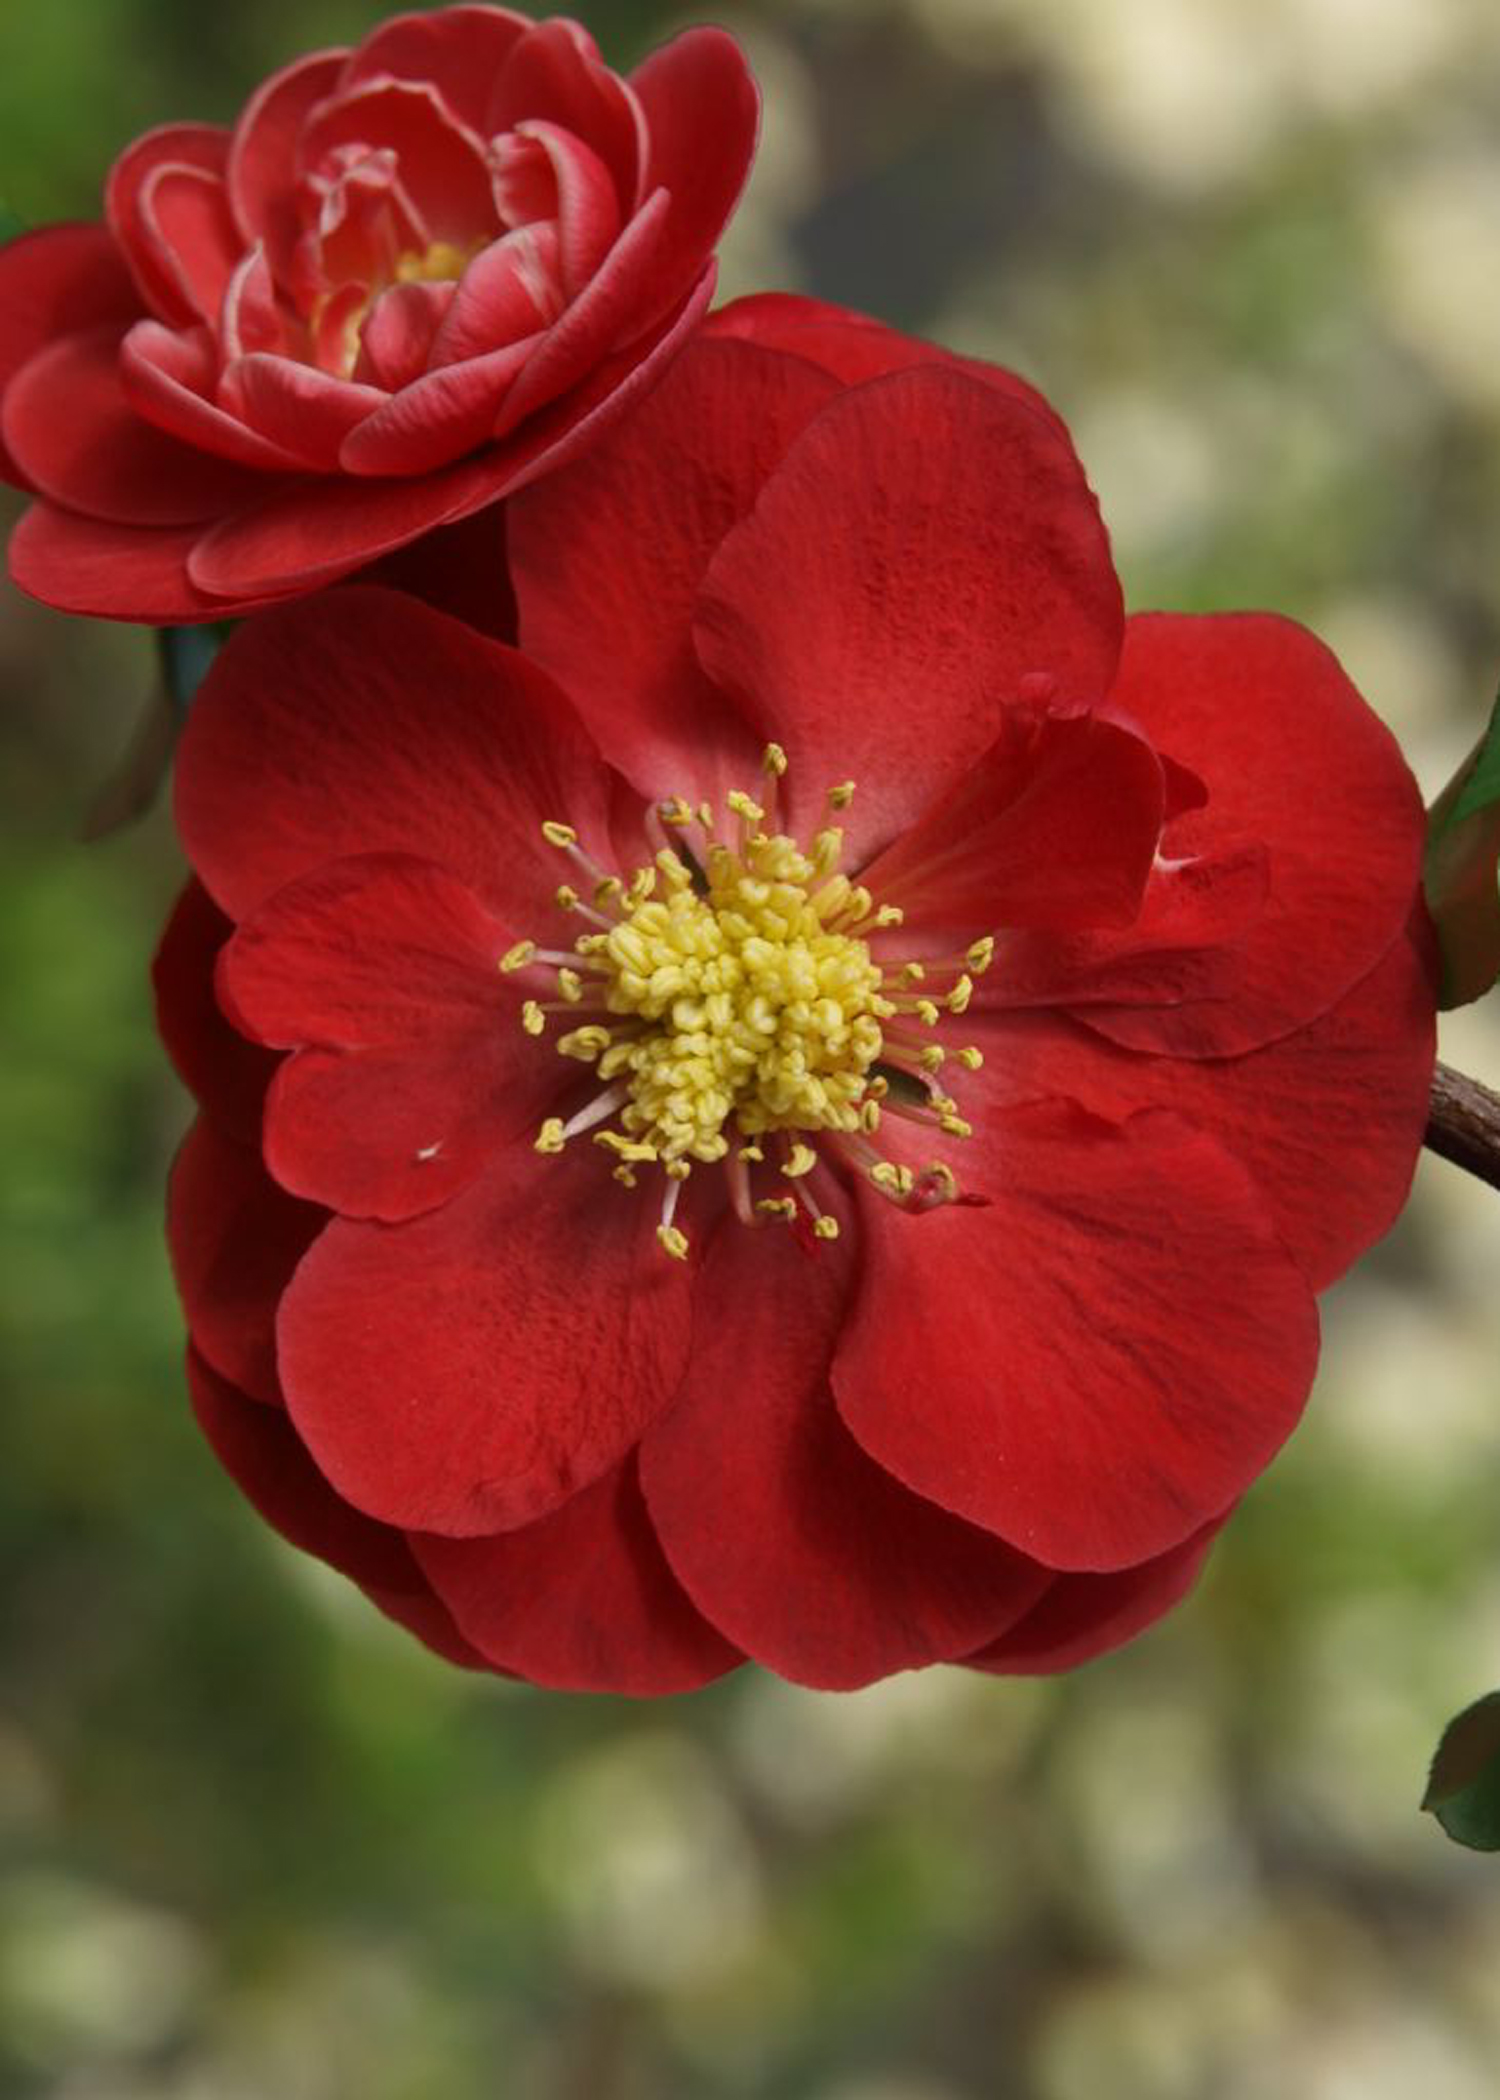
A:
[166,1117,326,1406]
[353,280,453,391]
[639,1215,1048,1690]
[154,879,278,1145]
[971,913,1436,1291]
[175,585,614,923]
[360,1582,493,1668]
[301,79,497,248]
[705,291,1071,439]
[138,162,242,323]
[629,28,759,321]
[187,1347,419,1590]
[359,501,515,642]
[491,187,673,438]
[861,705,1164,936]
[1086,613,1426,1056]
[220,352,388,470]
[694,366,1124,869]
[967,1519,1223,1675]
[415,1457,741,1692]
[834,1100,1319,1572]
[488,19,645,210]
[227,51,347,276]
[4,325,265,525]
[511,122,621,301]
[221,853,560,1221]
[277,1153,695,1535]
[105,125,230,325]
[7,503,281,624]
[429,226,562,366]
[508,333,838,805]
[120,320,306,470]
[342,6,531,135]
[0,226,143,488]
[339,334,539,477]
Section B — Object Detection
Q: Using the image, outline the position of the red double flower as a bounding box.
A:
[160,297,1435,1692]
[0,6,756,623]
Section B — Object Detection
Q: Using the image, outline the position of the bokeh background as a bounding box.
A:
[5,2,1500,2095]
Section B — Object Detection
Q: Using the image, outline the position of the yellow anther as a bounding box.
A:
[870,1161,905,1196]
[914,999,941,1027]
[522,1001,546,1036]
[659,795,695,827]
[841,886,873,923]
[555,883,580,911]
[726,789,764,824]
[869,905,904,929]
[866,1076,890,1100]
[535,1118,566,1154]
[594,876,624,909]
[948,974,974,1016]
[925,1161,959,1199]
[541,820,578,849]
[594,1132,658,1162]
[612,1165,638,1188]
[813,1216,840,1241]
[940,1114,974,1140]
[956,1045,984,1071]
[499,939,536,973]
[783,1143,818,1179]
[557,968,584,1004]
[919,1044,946,1072]
[756,1197,797,1220]
[737,1143,765,1162]
[665,1159,692,1182]
[762,742,789,778]
[657,1224,690,1261]
[655,848,692,890]
[575,932,609,955]
[899,961,925,984]
[827,780,856,809]
[627,867,656,906]
[859,1099,882,1134]
[557,1025,611,1061]
[966,937,995,974]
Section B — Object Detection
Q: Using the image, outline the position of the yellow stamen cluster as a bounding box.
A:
[511,756,993,1255]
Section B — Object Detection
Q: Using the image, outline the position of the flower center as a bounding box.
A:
[508,750,992,1258]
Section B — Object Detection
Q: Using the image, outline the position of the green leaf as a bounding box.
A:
[158,620,234,718]
[1423,1692,1500,1850]
[1423,685,1500,1008]
[80,622,234,840]
[0,205,26,244]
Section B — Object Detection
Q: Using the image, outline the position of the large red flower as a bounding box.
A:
[160,299,1436,1693]
[0,6,756,623]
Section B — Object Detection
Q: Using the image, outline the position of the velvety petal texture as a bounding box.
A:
[164,306,1435,1690]
[0,8,759,620]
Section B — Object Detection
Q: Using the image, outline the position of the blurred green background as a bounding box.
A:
[5,2,1500,2095]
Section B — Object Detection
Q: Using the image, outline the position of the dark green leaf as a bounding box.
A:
[1423,686,1500,1008]
[158,620,234,718]
[0,205,26,244]
[1423,1692,1500,1850]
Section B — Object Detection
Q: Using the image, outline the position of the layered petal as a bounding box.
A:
[967,1519,1224,1675]
[277,1149,695,1535]
[1087,613,1426,1056]
[415,1457,741,1693]
[342,6,531,135]
[7,503,281,624]
[835,1100,1320,1572]
[175,586,614,923]
[153,880,279,1145]
[694,366,1124,866]
[167,1117,325,1405]
[970,913,1437,1291]
[0,225,143,488]
[629,28,759,323]
[508,334,839,802]
[105,124,230,324]
[221,853,559,1220]
[640,1217,1049,1690]
[487,18,645,209]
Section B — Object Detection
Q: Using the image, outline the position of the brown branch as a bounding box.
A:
[1425,1062,1500,1192]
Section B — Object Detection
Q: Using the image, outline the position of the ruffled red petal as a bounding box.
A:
[508,333,838,804]
[834,1100,1319,1572]
[415,1457,741,1693]
[277,1151,695,1536]
[167,1117,325,1406]
[970,912,1436,1291]
[174,585,614,924]
[300,79,497,248]
[227,51,349,274]
[222,853,561,1221]
[119,320,306,470]
[1085,613,1426,1056]
[966,1519,1223,1675]
[7,503,276,623]
[487,19,645,210]
[694,365,1124,868]
[153,879,278,1144]
[341,6,532,136]
[105,124,230,325]
[0,225,142,489]
[339,334,539,477]
[639,1217,1048,1690]
[629,28,759,323]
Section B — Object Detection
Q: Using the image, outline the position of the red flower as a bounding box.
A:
[160,297,1436,1693]
[0,7,756,624]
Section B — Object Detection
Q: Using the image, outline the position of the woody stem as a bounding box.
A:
[1425,1062,1500,1192]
